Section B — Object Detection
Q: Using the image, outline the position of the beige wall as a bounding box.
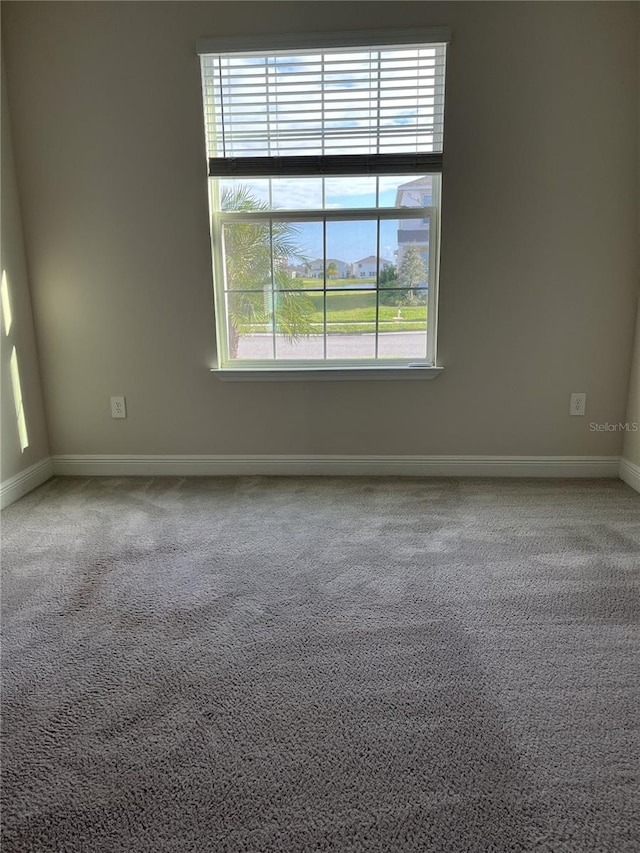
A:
[2,1,638,458]
[622,35,640,472]
[623,301,640,468]
[0,60,49,481]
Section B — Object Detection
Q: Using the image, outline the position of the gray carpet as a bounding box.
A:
[1,476,639,852]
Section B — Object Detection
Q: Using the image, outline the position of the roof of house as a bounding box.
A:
[397,176,433,190]
[356,255,393,266]
[308,257,348,267]
[395,175,433,207]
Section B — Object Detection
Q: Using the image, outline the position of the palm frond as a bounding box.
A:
[219,185,315,347]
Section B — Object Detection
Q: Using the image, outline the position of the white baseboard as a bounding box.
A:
[619,458,640,494]
[1,456,626,506]
[51,454,621,479]
[0,457,54,509]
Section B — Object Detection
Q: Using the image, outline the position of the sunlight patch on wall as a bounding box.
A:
[9,346,29,452]
[1,270,12,335]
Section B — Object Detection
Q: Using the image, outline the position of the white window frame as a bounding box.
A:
[198,29,450,379]
[211,203,441,370]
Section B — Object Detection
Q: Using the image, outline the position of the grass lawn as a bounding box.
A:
[298,277,368,289]
[235,287,427,334]
[308,291,426,332]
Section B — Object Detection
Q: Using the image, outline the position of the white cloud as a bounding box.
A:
[218,175,431,211]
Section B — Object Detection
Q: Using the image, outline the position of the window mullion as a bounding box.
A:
[212,213,229,367]
[426,184,440,364]
[375,218,381,360]
[269,219,276,360]
[322,218,327,360]
[217,207,434,223]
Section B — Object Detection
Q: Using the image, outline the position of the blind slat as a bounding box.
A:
[202,56,443,71]
[206,109,439,122]
[200,40,447,161]
[203,89,442,103]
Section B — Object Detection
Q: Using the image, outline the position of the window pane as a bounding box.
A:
[324,176,377,209]
[217,178,323,211]
[326,290,376,359]
[274,290,324,359]
[218,209,433,365]
[396,220,430,288]
[217,179,271,210]
[377,295,428,360]
[378,174,435,208]
[272,178,323,210]
[216,175,436,211]
[276,221,323,285]
[226,291,274,361]
[211,175,439,211]
[326,219,377,285]
[222,221,273,291]
[223,219,322,291]
[379,217,430,290]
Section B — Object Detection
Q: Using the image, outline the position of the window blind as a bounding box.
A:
[198,32,448,175]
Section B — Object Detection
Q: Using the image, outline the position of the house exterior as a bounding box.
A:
[285,264,307,279]
[354,256,393,279]
[395,176,432,269]
[307,258,352,279]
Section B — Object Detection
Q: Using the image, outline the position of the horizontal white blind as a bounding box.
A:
[200,42,447,160]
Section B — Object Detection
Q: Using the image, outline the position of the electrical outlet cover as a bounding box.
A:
[110,396,126,418]
[569,392,586,416]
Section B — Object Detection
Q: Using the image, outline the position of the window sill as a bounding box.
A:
[210,366,443,382]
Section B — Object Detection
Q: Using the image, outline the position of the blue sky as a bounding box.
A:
[293,218,400,266]
[218,176,429,264]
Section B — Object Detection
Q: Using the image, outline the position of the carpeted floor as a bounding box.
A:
[1,476,639,852]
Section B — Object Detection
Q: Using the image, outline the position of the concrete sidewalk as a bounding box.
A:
[237,331,427,360]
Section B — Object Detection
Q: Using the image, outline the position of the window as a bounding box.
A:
[198,29,449,374]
